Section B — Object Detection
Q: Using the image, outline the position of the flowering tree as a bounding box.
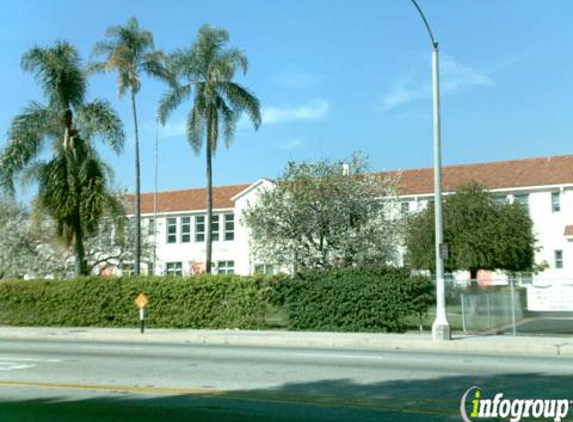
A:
[243,154,401,272]
[0,194,154,279]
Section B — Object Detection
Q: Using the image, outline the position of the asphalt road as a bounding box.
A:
[0,339,571,421]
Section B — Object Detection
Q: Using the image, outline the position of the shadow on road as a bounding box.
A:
[0,371,572,421]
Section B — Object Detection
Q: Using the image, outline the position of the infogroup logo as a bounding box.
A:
[460,387,570,422]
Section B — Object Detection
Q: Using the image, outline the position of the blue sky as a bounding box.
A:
[1,0,572,197]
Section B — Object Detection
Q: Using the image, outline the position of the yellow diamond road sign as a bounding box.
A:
[135,293,148,309]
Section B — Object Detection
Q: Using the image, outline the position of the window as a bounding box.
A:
[195,215,205,242]
[555,250,563,269]
[147,262,154,276]
[254,264,274,275]
[400,201,410,216]
[552,192,561,213]
[147,218,155,236]
[127,218,136,235]
[181,216,191,243]
[121,263,134,277]
[218,261,234,274]
[224,214,234,241]
[514,193,529,211]
[166,262,183,276]
[211,215,220,241]
[166,217,177,243]
[494,195,507,205]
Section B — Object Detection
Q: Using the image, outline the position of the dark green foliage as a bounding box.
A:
[405,183,536,278]
[0,41,125,277]
[269,267,433,333]
[0,275,270,329]
[0,270,431,332]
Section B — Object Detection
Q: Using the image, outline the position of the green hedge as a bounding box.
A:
[0,268,432,332]
[0,275,270,329]
[269,267,433,333]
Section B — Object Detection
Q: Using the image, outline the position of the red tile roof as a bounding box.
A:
[127,155,573,214]
[383,155,573,196]
[565,226,573,236]
[126,184,250,215]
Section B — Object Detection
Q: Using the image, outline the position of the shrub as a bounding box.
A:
[269,267,433,333]
[0,269,432,332]
[0,274,270,329]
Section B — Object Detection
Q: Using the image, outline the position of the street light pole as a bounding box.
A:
[408,0,451,340]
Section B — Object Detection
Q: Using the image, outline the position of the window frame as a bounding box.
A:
[195,215,205,242]
[147,217,155,237]
[211,215,220,242]
[218,260,235,274]
[224,213,235,241]
[555,250,564,269]
[400,201,410,216]
[552,192,561,213]
[181,216,191,243]
[166,217,177,244]
[166,261,183,276]
[514,193,529,211]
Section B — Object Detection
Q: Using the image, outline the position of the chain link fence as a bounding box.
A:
[440,278,573,336]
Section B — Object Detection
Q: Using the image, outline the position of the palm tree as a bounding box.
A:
[89,17,170,276]
[0,41,125,277]
[158,25,261,273]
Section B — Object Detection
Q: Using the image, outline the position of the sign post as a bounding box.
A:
[134,292,148,334]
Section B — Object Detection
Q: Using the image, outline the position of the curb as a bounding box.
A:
[0,328,571,358]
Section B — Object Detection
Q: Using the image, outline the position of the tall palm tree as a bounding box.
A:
[158,25,261,273]
[89,17,170,276]
[0,41,125,277]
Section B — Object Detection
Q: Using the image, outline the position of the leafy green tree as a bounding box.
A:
[405,183,536,281]
[89,17,170,275]
[242,154,401,271]
[0,41,125,277]
[158,24,261,273]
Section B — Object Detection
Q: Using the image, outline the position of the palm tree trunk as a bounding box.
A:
[74,211,86,277]
[131,89,141,276]
[205,111,213,274]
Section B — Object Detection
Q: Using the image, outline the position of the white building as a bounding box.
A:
[128,155,573,282]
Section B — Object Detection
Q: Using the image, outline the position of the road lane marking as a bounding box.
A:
[0,358,62,363]
[0,380,460,417]
[80,346,143,351]
[294,352,387,360]
[0,363,36,371]
[0,357,62,371]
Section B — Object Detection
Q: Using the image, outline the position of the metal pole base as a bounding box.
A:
[432,322,451,341]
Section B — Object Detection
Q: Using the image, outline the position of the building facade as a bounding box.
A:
[127,155,573,281]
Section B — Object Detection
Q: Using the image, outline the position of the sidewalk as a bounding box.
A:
[0,326,572,357]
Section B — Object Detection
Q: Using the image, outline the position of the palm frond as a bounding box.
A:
[221,82,262,129]
[90,40,114,60]
[186,99,206,154]
[21,41,86,111]
[92,17,163,96]
[157,84,192,125]
[217,48,248,77]
[0,103,57,194]
[208,104,219,153]
[85,61,111,76]
[76,100,125,154]
[168,48,198,79]
[215,96,237,148]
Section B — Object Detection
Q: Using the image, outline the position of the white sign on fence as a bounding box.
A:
[527,282,573,312]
